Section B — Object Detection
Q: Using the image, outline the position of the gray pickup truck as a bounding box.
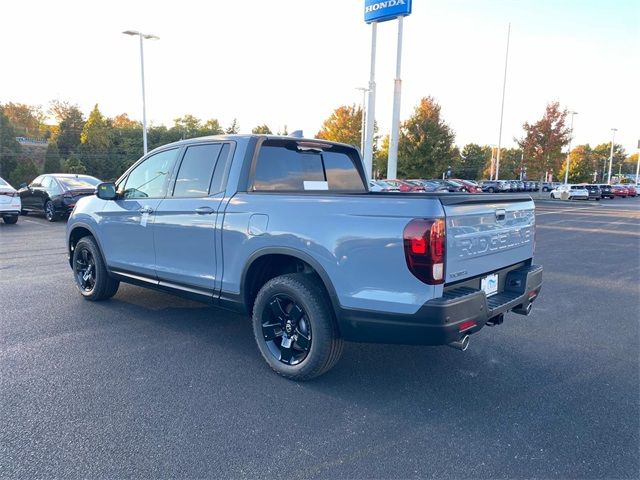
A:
[66,135,542,380]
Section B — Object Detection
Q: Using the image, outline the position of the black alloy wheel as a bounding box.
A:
[252,273,344,380]
[261,294,312,366]
[74,247,96,293]
[45,200,56,222]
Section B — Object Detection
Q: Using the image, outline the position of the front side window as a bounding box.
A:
[123,149,178,199]
[30,175,44,188]
[252,140,365,192]
[172,144,223,197]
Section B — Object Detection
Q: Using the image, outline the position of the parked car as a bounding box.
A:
[384,179,420,192]
[550,184,589,200]
[369,180,400,192]
[580,184,602,201]
[450,179,482,193]
[0,176,21,224]
[408,180,449,193]
[427,179,467,192]
[612,185,629,198]
[19,174,101,221]
[596,184,615,199]
[480,180,508,193]
[66,134,542,380]
[402,180,426,192]
[625,185,637,197]
[540,182,555,192]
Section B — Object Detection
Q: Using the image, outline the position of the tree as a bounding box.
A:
[44,142,62,173]
[316,105,362,147]
[397,97,456,179]
[252,124,273,135]
[63,156,87,174]
[173,114,202,139]
[50,100,85,158]
[557,144,598,183]
[10,159,39,187]
[111,113,140,129]
[460,144,492,180]
[226,118,239,134]
[0,106,21,179]
[202,119,224,136]
[516,102,570,182]
[593,142,627,180]
[79,104,112,178]
[2,102,47,138]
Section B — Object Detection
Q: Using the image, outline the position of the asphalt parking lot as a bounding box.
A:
[1,198,639,479]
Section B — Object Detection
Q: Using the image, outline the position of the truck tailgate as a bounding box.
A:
[440,194,535,284]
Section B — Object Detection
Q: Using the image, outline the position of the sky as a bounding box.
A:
[1,0,638,155]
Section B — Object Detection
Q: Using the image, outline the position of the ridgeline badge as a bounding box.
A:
[364,0,412,23]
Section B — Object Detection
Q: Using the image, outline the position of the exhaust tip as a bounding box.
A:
[448,335,470,351]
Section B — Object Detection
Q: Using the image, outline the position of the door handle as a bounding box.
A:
[139,206,154,214]
[195,206,215,215]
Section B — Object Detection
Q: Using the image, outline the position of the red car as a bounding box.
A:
[384,179,423,192]
[626,185,637,197]
[451,179,482,193]
[612,185,629,197]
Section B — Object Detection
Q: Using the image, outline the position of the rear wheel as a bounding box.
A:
[45,200,56,222]
[252,273,343,380]
[72,237,119,301]
[487,187,495,193]
[3,216,18,224]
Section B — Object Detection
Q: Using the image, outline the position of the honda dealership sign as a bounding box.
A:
[364,0,412,23]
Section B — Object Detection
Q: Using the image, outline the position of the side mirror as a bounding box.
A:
[96,182,118,200]
[19,182,27,189]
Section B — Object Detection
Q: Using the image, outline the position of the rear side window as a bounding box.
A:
[173,144,223,197]
[252,140,365,192]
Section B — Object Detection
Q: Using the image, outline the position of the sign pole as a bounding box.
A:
[387,16,404,180]
[635,139,640,185]
[363,22,377,180]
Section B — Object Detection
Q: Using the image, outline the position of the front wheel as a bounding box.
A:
[72,236,120,301]
[252,273,343,381]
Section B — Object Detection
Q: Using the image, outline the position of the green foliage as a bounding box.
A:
[79,104,112,179]
[516,102,570,182]
[10,159,39,187]
[226,119,239,134]
[202,119,224,136]
[557,145,596,183]
[397,97,456,179]
[44,142,61,173]
[316,105,362,147]
[252,124,273,135]
[2,102,47,138]
[460,144,491,180]
[50,100,85,158]
[63,156,87,174]
[0,106,21,179]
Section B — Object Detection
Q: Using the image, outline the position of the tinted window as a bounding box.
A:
[210,143,232,194]
[30,175,44,187]
[252,141,365,192]
[43,177,63,194]
[123,149,178,199]
[173,144,222,197]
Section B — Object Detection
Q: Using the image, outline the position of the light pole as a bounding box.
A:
[495,23,511,181]
[563,111,578,184]
[123,30,159,155]
[355,87,368,155]
[607,128,618,184]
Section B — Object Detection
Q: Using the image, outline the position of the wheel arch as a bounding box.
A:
[240,247,340,322]
[67,222,104,268]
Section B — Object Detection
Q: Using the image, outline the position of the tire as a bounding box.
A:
[487,187,494,193]
[44,200,57,222]
[252,273,343,381]
[72,236,120,301]
[3,216,18,224]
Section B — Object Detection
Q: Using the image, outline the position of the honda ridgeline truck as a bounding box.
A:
[66,135,542,380]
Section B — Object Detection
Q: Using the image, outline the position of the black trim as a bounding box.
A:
[336,264,543,346]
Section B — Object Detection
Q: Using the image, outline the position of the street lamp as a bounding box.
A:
[607,128,618,184]
[123,30,159,155]
[563,111,578,184]
[355,87,369,154]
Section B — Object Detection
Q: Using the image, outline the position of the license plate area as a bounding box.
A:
[481,273,499,297]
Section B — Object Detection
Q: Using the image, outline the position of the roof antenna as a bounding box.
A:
[288,130,303,138]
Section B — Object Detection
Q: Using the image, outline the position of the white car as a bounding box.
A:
[0,176,21,224]
[550,184,589,200]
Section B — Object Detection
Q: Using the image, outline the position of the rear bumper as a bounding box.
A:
[0,209,20,216]
[338,264,543,346]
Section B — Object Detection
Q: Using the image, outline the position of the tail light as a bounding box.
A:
[403,218,446,284]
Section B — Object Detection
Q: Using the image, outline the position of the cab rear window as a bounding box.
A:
[251,140,366,192]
